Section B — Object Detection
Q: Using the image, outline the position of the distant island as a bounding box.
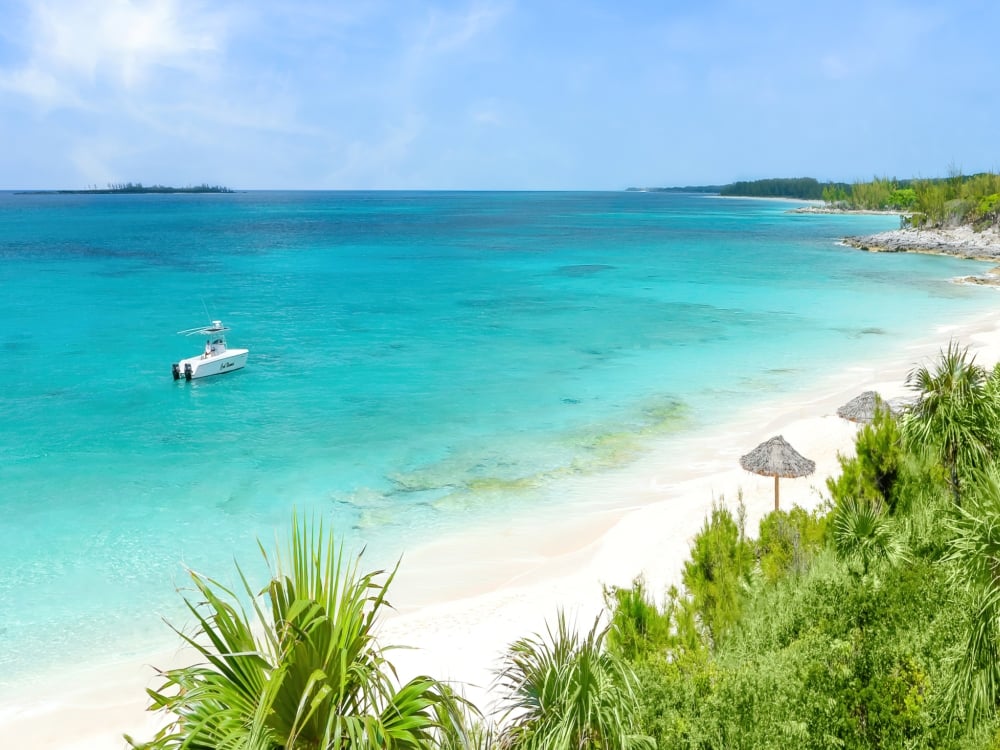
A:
[626,184,723,194]
[17,182,234,195]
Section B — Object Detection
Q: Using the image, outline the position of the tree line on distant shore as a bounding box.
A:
[100,182,234,194]
[719,177,830,200]
[19,182,234,195]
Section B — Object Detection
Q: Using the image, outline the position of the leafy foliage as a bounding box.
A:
[904,341,999,504]
[127,515,469,749]
[601,344,1000,747]
[681,498,754,646]
[941,469,1000,730]
[831,496,906,578]
[629,551,948,749]
[603,576,674,662]
[827,406,905,511]
[756,504,828,582]
[826,170,1000,229]
[493,612,653,750]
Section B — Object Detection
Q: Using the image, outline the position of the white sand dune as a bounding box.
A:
[6,307,1000,748]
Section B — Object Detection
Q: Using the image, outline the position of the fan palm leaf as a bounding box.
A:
[493,611,654,750]
[941,468,1000,729]
[904,340,998,504]
[128,514,471,749]
[832,496,906,578]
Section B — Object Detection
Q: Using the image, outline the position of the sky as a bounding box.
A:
[0,0,997,190]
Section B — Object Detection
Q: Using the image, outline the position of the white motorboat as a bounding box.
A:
[172,320,249,380]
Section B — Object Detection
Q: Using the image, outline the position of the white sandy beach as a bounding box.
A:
[6,304,1000,748]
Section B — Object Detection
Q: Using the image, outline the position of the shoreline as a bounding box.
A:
[8,306,1000,747]
[843,224,1000,262]
[790,205,903,216]
[381,303,1000,699]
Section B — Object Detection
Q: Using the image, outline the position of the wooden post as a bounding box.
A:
[774,475,780,511]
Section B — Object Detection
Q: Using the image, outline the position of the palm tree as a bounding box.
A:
[127,515,471,749]
[493,611,654,750]
[831,496,906,578]
[904,341,997,505]
[941,468,1000,730]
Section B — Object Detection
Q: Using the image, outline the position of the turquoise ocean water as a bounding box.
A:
[0,191,993,688]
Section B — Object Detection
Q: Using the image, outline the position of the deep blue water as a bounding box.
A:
[0,190,992,686]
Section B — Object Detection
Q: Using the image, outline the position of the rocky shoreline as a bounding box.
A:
[843,225,1000,261]
[791,205,903,216]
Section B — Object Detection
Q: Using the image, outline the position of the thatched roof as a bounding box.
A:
[888,395,917,414]
[836,390,886,423]
[739,435,815,479]
[836,390,911,423]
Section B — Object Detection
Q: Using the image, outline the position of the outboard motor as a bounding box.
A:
[172,363,181,380]
[184,363,193,381]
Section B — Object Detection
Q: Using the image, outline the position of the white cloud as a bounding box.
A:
[0,0,230,105]
[0,65,83,110]
[409,1,508,62]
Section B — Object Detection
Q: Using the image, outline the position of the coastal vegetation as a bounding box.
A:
[131,343,1000,748]
[127,516,472,749]
[823,171,1000,230]
[604,343,1000,748]
[128,516,651,750]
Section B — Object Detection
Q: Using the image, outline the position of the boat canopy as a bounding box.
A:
[177,320,230,336]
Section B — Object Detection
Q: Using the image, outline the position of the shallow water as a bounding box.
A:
[0,190,992,685]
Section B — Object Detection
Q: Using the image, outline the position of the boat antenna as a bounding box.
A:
[201,298,213,323]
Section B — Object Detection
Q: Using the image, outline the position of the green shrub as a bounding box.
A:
[682,498,754,646]
[828,407,904,511]
[603,576,674,662]
[756,504,828,582]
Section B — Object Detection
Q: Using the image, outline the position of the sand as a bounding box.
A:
[6,305,1000,748]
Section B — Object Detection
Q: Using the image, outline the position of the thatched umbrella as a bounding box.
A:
[836,390,886,424]
[888,395,917,414]
[739,435,816,510]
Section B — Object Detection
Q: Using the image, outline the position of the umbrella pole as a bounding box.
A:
[774,475,780,511]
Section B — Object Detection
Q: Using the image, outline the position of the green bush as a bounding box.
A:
[827,407,904,511]
[756,504,828,582]
[603,576,674,662]
[682,498,754,646]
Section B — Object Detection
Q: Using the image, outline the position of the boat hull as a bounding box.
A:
[175,349,249,380]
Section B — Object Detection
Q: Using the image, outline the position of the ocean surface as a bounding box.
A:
[0,191,993,688]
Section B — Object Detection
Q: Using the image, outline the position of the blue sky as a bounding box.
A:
[0,0,996,190]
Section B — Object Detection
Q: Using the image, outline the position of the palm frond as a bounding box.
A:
[904,340,999,504]
[939,467,1000,729]
[832,496,907,578]
[494,611,654,750]
[130,512,474,749]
